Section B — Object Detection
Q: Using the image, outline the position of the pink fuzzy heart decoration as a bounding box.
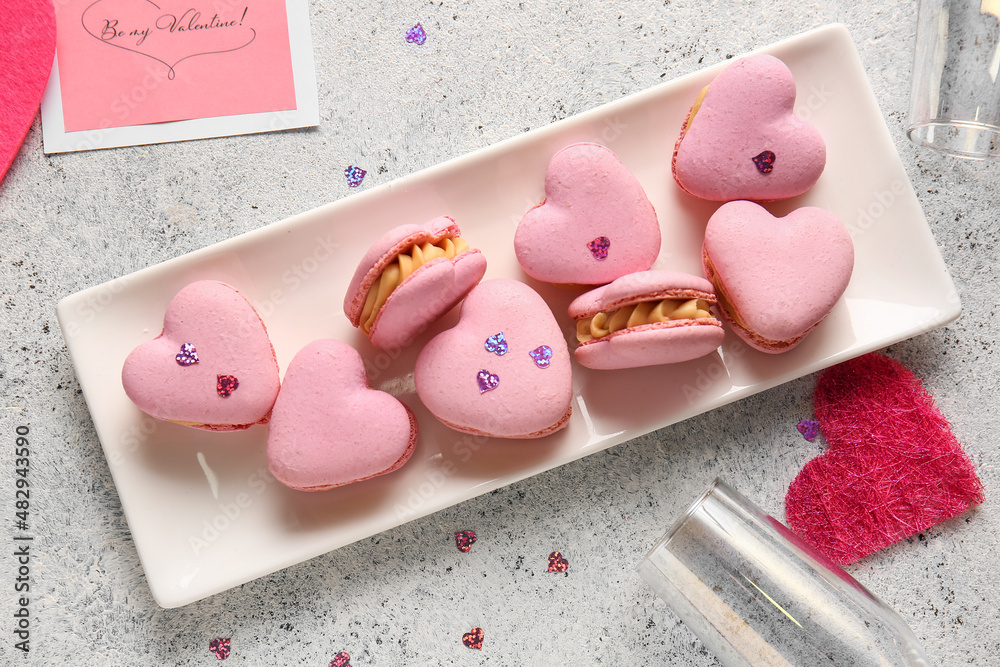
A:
[0,0,56,185]
[786,353,984,564]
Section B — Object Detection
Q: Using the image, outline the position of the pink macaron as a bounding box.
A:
[414,279,573,439]
[702,201,854,353]
[672,54,826,202]
[568,270,725,370]
[267,339,417,491]
[514,142,661,285]
[121,280,281,431]
[344,216,487,350]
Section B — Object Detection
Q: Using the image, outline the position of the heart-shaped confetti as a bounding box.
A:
[175,342,200,366]
[344,165,367,187]
[752,150,776,174]
[547,551,569,573]
[0,0,55,185]
[796,419,819,441]
[786,353,984,564]
[454,530,477,552]
[528,345,552,369]
[208,638,231,660]
[476,370,499,394]
[462,627,484,650]
[216,374,239,398]
[587,236,611,261]
[329,652,351,667]
[405,23,427,45]
[484,332,508,356]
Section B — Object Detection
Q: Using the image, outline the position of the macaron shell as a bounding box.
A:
[267,339,417,491]
[514,143,660,284]
[568,269,716,318]
[121,281,280,430]
[703,201,854,352]
[673,54,826,202]
[415,279,572,439]
[574,321,725,370]
[343,216,460,325]
[368,249,487,350]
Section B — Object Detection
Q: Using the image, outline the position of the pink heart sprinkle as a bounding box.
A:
[587,236,610,260]
[208,638,231,660]
[547,551,569,573]
[329,651,351,667]
[477,370,499,393]
[216,374,239,398]
[462,627,484,650]
[455,530,477,552]
[752,150,776,174]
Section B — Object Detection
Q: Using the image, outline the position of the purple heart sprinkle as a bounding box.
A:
[752,150,776,174]
[797,419,820,441]
[529,345,552,369]
[175,342,199,366]
[587,236,610,260]
[405,23,427,45]
[344,165,367,187]
[484,332,508,356]
[477,370,499,394]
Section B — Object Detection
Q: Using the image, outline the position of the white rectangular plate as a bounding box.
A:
[57,24,959,608]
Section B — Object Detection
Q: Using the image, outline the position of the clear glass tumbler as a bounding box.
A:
[637,479,931,666]
[907,0,1000,157]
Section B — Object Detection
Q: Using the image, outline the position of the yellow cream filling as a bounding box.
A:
[576,298,713,343]
[360,236,470,333]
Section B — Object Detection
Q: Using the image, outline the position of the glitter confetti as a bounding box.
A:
[462,627,484,650]
[329,652,351,667]
[175,342,199,366]
[752,150,776,174]
[484,332,508,356]
[454,530,477,552]
[587,236,610,260]
[477,370,499,394]
[216,374,239,398]
[405,22,427,45]
[786,353,984,564]
[529,345,552,369]
[797,419,820,441]
[344,165,367,187]
[208,638,231,660]
[547,551,569,573]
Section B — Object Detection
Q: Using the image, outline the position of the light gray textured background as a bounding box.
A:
[2,0,998,664]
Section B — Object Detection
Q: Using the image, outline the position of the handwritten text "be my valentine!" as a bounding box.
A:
[101,7,248,46]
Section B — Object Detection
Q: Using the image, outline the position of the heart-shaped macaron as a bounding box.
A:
[514,143,661,285]
[702,201,853,353]
[0,0,56,184]
[415,279,572,439]
[121,281,280,430]
[267,339,417,491]
[672,54,826,201]
[786,354,984,564]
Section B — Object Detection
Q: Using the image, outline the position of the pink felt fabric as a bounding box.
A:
[267,339,416,491]
[786,353,984,564]
[0,0,56,184]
